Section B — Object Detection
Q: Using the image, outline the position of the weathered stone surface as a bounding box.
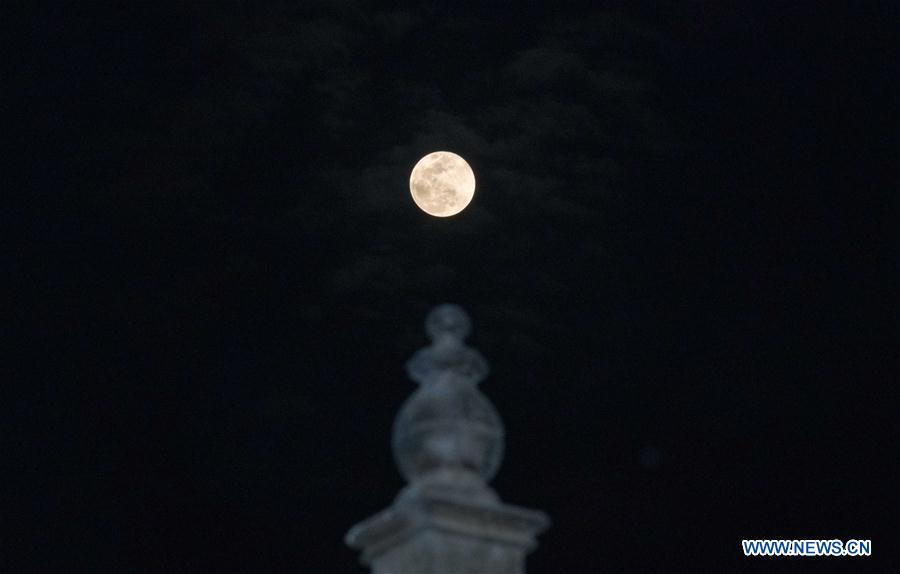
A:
[346,305,549,573]
[347,485,548,574]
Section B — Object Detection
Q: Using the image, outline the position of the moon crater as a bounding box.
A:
[409,151,476,217]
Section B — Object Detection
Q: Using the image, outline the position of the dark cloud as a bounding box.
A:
[12,2,891,572]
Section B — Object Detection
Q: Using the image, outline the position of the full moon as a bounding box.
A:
[409,151,476,217]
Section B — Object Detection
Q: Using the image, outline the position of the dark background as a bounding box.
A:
[7,1,896,572]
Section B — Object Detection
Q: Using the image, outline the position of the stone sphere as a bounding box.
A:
[425,304,472,341]
[392,377,504,484]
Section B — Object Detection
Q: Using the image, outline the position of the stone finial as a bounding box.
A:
[405,304,489,386]
[347,305,550,574]
[393,305,504,487]
[425,303,472,341]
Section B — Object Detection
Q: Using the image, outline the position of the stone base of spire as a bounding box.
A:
[346,487,549,574]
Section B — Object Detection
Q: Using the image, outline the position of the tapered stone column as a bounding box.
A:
[346,305,549,574]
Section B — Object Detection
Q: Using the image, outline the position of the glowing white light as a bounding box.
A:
[409,151,476,217]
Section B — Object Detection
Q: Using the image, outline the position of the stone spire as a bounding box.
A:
[346,304,549,574]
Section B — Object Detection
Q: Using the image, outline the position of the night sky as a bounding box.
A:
[8,2,895,572]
